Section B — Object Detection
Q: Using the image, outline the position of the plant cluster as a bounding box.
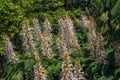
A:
[0,0,120,80]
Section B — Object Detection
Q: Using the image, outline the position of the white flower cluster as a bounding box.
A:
[3,34,17,63]
[22,20,36,57]
[57,15,86,80]
[33,54,47,80]
[32,18,53,59]
[57,15,80,55]
[80,14,107,64]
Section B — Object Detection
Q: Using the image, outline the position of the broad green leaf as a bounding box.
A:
[24,59,35,70]
[97,76,108,80]
[115,68,120,74]
[55,61,62,71]
[106,48,113,55]
[111,0,120,17]
[47,66,53,74]
[11,71,23,80]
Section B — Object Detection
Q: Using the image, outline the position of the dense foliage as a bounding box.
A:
[0,0,120,80]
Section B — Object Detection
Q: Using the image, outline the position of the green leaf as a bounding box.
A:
[55,61,62,71]
[11,71,23,80]
[106,48,113,55]
[114,29,120,40]
[111,0,120,17]
[0,78,5,80]
[86,62,97,72]
[106,0,110,8]
[114,68,120,79]
[3,64,13,79]
[97,76,108,80]
[108,76,114,80]
[47,66,53,75]
[91,65,97,73]
[80,57,91,63]
[24,59,35,70]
